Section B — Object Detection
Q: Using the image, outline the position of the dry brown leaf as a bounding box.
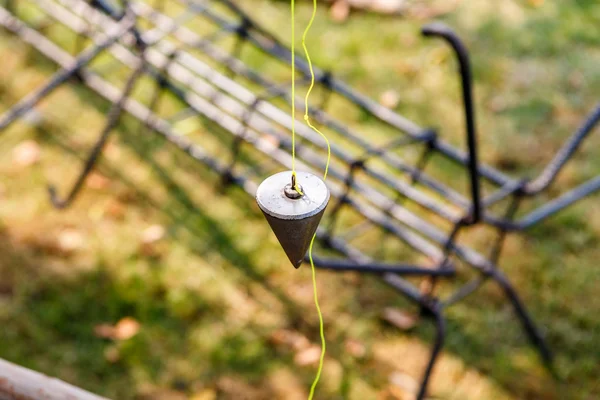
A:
[488,95,508,113]
[57,229,85,253]
[95,317,141,340]
[269,329,290,346]
[418,278,433,295]
[378,387,403,400]
[139,243,163,258]
[387,384,415,400]
[260,134,279,150]
[338,0,407,14]
[140,389,187,400]
[366,0,407,15]
[382,307,419,331]
[330,0,350,23]
[86,172,111,190]
[114,317,140,340]
[407,0,461,19]
[379,90,400,109]
[389,371,418,394]
[269,329,310,351]
[104,199,126,220]
[12,140,40,167]
[104,345,120,363]
[568,70,584,89]
[294,345,321,366]
[141,225,166,244]
[216,376,266,399]
[345,338,367,358]
[376,387,394,400]
[190,389,217,400]
[104,142,121,160]
[94,323,115,339]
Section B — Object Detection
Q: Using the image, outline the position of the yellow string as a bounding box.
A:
[307,234,325,400]
[301,0,331,182]
[297,0,331,398]
[291,0,297,181]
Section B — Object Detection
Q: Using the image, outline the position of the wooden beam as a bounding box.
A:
[0,358,109,400]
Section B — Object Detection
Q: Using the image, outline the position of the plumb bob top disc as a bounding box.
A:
[256,170,330,268]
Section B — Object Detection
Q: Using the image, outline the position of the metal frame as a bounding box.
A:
[1,0,599,397]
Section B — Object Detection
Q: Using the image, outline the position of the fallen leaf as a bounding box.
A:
[407,0,461,19]
[190,389,217,400]
[12,140,40,167]
[367,0,407,15]
[216,377,265,399]
[379,90,400,109]
[382,307,419,331]
[260,134,279,150]
[330,0,350,23]
[114,317,140,340]
[342,271,360,285]
[57,229,85,253]
[104,142,121,160]
[488,95,508,113]
[345,338,366,358]
[141,225,166,244]
[399,32,416,47]
[386,384,414,400]
[568,70,584,89]
[94,323,115,339]
[86,172,110,190]
[139,242,163,258]
[269,329,310,351]
[95,318,141,340]
[104,345,120,363]
[141,389,187,400]
[294,345,322,366]
[116,188,138,203]
[104,199,126,220]
[389,371,418,394]
[418,279,433,295]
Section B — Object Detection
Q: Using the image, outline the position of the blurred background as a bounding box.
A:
[1,0,599,399]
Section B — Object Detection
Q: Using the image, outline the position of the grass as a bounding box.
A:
[1,0,600,399]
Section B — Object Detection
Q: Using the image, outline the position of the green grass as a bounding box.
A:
[1,0,600,399]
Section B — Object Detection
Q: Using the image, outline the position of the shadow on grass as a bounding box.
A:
[4,115,388,397]
[3,20,600,397]
[0,226,287,399]
[30,118,567,400]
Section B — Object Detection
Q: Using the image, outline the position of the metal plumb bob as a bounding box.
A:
[256,171,330,268]
[1,0,599,398]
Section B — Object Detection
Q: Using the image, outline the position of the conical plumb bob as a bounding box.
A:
[256,170,330,269]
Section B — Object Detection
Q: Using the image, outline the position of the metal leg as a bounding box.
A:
[48,58,146,208]
[488,268,553,366]
[416,304,446,400]
[380,274,447,399]
[422,23,482,224]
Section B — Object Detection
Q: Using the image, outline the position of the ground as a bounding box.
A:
[0,0,599,399]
